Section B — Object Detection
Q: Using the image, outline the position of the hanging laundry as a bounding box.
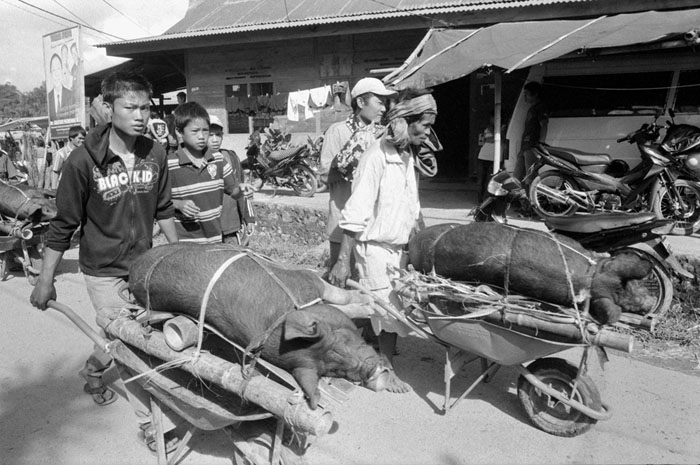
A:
[257,94,271,110]
[309,85,331,108]
[287,90,313,121]
[270,93,287,112]
[331,81,351,112]
[226,96,241,113]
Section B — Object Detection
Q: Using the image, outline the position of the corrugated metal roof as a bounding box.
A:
[100,0,592,47]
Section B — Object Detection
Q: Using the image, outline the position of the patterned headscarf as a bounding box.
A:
[386,94,437,122]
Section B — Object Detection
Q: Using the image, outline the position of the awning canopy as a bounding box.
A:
[0,117,49,132]
[384,8,700,88]
[84,55,185,99]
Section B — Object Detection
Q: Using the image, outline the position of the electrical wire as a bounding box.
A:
[14,0,125,41]
[0,0,71,28]
[49,0,91,29]
[542,81,700,92]
[98,0,152,35]
[283,0,290,22]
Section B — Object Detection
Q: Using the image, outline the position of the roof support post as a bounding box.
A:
[492,69,502,175]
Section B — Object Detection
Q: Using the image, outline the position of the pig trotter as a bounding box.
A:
[385,369,412,394]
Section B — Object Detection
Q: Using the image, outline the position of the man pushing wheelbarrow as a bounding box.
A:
[30,71,182,454]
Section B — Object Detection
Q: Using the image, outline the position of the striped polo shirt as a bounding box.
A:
[168,148,237,243]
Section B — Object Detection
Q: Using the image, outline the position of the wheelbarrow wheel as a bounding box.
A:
[517,357,601,437]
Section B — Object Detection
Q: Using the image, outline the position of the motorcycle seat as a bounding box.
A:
[268,146,304,162]
[545,211,656,233]
[546,146,611,166]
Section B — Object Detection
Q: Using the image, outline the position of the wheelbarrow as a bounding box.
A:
[47,300,350,465]
[348,278,634,437]
[0,218,47,284]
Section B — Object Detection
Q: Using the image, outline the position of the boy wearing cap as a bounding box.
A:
[207,114,256,244]
[318,77,396,269]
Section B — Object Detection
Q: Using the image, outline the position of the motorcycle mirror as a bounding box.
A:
[668,108,676,119]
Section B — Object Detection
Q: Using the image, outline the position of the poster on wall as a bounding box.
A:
[43,26,84,139]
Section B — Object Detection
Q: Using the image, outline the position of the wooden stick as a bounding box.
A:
[346,279,432,339]
[96,307,334,438]
[48,300,111,352]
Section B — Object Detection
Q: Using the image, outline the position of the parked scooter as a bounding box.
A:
[658,109,700,181]
[244,129,318,197]
[473,170,693,328]
[525,114,700,235]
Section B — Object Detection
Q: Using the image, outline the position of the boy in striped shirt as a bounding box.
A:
[168,102,242,242]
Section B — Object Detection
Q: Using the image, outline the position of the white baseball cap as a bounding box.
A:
[350,77,397,99]
[209,114,224,129]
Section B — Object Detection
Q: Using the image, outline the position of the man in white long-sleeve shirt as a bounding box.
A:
[329,89,438,393]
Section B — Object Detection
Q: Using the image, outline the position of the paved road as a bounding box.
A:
[2,183,699,464]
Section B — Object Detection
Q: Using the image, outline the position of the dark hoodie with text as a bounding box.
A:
[46,124,174,277]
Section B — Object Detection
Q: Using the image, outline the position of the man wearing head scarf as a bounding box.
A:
[329,88,438,393]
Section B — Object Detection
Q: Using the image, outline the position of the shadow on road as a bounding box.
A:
[394,335,533,429]
[0,360,93,465]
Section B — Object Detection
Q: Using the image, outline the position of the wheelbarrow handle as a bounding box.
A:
[47,300,111,353]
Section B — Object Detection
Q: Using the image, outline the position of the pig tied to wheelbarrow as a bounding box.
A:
[0,181,56,222]
[129,243,391,409]
[408,223,656,325]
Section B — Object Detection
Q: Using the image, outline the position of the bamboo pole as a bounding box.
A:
[96,307,333,438]
[49,301,333,438]
[395,289,634,353]
[0,221,32,239]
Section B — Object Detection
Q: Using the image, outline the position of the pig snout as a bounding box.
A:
[322,329,387,384]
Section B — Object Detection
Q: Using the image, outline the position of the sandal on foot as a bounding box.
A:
[82,383,117,406]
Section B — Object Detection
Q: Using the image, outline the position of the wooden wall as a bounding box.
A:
[184,29,425,130]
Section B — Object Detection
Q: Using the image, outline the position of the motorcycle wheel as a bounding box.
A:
[651,179,700,236]
[289,164,318,197]
[613,248,673,322]
[529,171,582,218]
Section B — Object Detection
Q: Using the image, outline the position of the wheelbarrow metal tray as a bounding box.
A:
[98,306,334,439]
[426,317,581,366]
[113,339,274,432]
[422,295,634,354]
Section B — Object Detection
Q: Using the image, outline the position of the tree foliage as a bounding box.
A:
[0,82,47,123]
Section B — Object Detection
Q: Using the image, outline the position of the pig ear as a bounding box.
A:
[284,311,321,340]
[292,367,321,409]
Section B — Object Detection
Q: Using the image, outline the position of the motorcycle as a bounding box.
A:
[525,114,700,235]
[243,129,318,197]
[473,170,693,329]
[658,109,700,180]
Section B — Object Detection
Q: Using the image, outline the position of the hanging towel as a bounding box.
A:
[287,90,313,121]
[309,85,331,108]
